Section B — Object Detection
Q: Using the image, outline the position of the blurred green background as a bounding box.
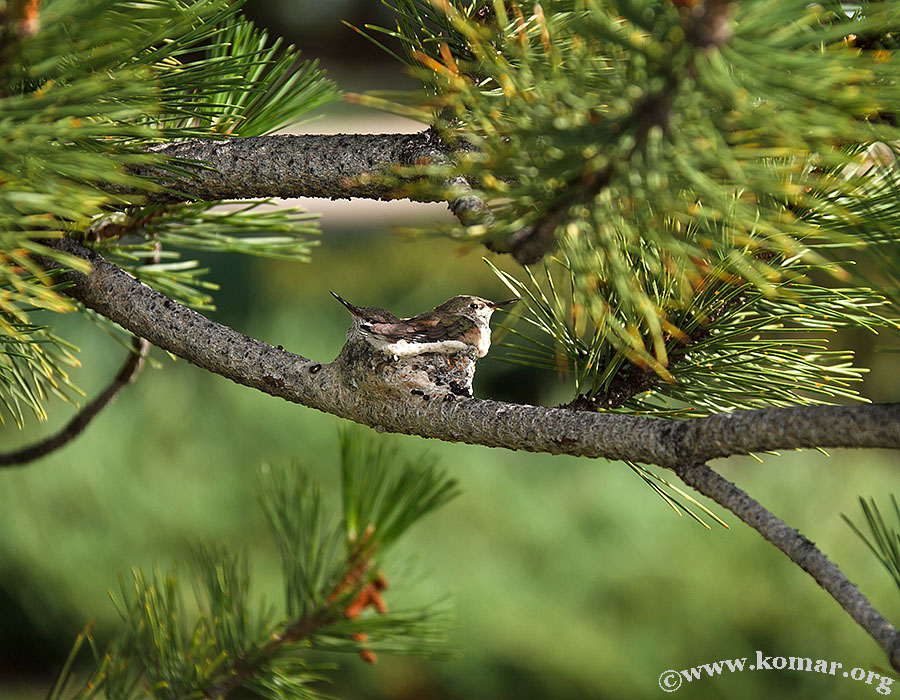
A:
[2,2,900,699]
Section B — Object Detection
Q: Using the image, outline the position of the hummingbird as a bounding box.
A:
[331,292,518,360]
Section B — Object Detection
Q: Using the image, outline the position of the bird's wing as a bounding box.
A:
[364,315,477,343]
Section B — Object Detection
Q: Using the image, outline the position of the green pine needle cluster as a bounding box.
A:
[803,150,900,322]
[351,0,506,67]
[47,430,457,700]
[491,253,893,415]
[844,496,900,597]
[371,0,900,374]
[197,20,338,137]
[89,201,322,310]
[626,460,728,529]
[0,320,82,427]
[2,0,339,425]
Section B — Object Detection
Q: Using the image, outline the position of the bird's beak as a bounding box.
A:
[331,291,363,316]
[489,298,519,309]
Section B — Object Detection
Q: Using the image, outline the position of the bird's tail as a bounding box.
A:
[330,291,363,316]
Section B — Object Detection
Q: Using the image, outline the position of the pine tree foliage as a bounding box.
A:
[0,320,82,426]
[625,459,728,529]
[810,150,900,317]
[3,0,899,690]
[363,0,900,411]
[844,495,900,597]
[490,253,890,413]
[1,0,339,424]
[46,431,457,700]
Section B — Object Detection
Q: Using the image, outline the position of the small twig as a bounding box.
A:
[675,462,900,671]
[0,335,149,467]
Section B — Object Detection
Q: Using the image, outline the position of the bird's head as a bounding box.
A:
[433,295,519,324]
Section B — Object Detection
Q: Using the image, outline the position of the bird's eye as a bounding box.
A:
[469,302,480,310]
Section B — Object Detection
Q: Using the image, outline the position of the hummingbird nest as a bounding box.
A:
[333,334,476,403]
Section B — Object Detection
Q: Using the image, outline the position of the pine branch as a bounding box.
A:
[0,320,82,426]
[675,462,900,671]
[0,335,149,467]
[61,440,456,700]
[126,130,455,204]
[122,131,491,233]
[200,609,332,699]
[32,237,900,469]
[83,200,320,310]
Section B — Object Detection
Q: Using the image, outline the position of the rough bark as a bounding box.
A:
[130,131,450,203]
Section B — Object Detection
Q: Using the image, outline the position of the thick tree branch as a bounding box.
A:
[675,462,900,671]
[33,238,900,469]
[125,132,501,247]
[130,131,452,204]
[123,132,554,264]
[0,334,149,467]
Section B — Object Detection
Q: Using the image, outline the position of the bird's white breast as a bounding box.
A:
[377,338,469,357]
[362,328,492,358]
